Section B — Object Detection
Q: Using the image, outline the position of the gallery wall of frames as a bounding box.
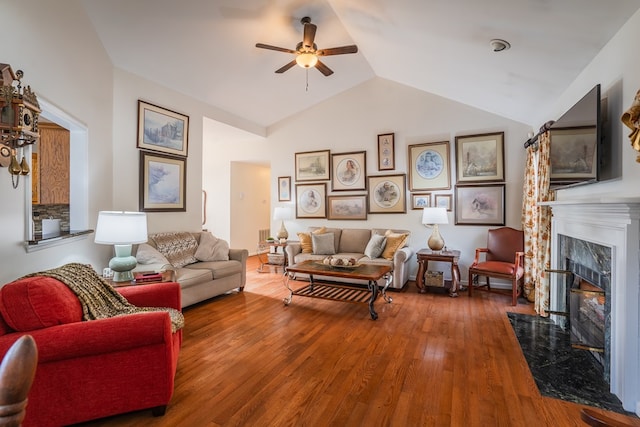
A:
[279,130,506,226]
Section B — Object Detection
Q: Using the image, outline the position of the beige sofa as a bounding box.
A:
[134,231,248,308]
[285,227,413,289]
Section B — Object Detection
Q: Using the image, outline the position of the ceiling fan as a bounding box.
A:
[256,16,358,76]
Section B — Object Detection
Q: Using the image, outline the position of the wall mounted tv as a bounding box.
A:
[549,84,608,188]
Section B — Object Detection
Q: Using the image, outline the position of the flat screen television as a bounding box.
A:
[548,84,608,188]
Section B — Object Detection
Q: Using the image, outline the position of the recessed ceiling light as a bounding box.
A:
[490,39,511,52]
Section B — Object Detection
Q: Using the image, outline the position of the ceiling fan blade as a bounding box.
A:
[256,43,296,54]
[303,22,317,49]
[315,60,334,76]
[317,45,358,56]
[275,60,297,74]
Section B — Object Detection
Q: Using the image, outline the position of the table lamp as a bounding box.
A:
[422,207,448,251]
[94,211,148,282]
[273,206,293,240]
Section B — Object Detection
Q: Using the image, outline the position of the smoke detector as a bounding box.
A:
[490,39,511,52]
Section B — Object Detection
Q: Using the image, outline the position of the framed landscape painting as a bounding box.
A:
[327,195,367,220]
[295,183,327,218]
[137,100,189,157]
[408,141,451,191]
[549,127,597,182]
[411,193,431,210]
[454,184,505,225]
[139,151,186,212]
[331,151,366,191]
[455,132,504,183]
[434,194,453,211]
[295,150,330,182]
[367,174,406,214]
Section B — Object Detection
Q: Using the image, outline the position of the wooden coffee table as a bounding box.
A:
[284,260,393,320]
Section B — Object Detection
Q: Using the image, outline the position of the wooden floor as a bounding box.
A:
[78,256,640,427]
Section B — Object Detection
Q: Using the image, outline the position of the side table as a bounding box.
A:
[257,240,288,273]
[415,249,461,297]
[108,269,175,288]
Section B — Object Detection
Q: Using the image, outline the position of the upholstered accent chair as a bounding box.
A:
[468,227,525,306]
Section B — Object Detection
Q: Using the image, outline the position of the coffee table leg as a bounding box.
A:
[283,272,293,305]
[381,273,393,303]
[367,280,379,320]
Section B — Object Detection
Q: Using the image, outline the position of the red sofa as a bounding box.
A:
[0,277,182,427]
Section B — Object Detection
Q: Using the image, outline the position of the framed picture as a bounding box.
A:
[455,132,504,183]
[434,194,453,211]
[331,151,366,191]
[139,151,186,212]
[295,150,330,182]
[454,184,505,225]
[549,127,597,182]
[367,174,406,214]
[137,100,189,157]
[377,133,395,170]
[411,193,431,210]
[327,195,368,220]
[278,176,291,201]
[408,141,451,190]
[295,183,327,218]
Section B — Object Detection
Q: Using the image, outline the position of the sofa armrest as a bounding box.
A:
[229,248,249,289]
[393,246,413,264]
[117,282,181,310]
[285,242,301,266]
[0,312,174,363]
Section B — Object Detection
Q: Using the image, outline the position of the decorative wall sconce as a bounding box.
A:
[621,88,640,162]
[0,63,40,188]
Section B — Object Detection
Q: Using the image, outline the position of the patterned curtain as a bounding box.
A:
[521,131,555,316]
[534,132,554,315]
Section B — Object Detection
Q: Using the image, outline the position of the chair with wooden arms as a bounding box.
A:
[0,335,38,427]
[468,226,524,306]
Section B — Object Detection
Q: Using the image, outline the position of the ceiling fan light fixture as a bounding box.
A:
[296,52,318,68]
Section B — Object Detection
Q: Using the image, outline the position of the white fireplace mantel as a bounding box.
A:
[540,198,640,415]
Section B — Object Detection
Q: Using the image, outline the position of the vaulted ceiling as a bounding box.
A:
[81,0,640,130]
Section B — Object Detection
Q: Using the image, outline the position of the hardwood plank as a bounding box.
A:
[75,256,640,427]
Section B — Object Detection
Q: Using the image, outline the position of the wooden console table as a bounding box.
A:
[415,249,461,297]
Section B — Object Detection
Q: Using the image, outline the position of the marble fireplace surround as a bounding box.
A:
[541,197,640,415]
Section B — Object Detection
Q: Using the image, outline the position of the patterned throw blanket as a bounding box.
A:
[23,263,184,333]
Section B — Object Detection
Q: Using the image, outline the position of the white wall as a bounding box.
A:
[0,0,114,284]
[548,10,640,200]
[267,77,532,281]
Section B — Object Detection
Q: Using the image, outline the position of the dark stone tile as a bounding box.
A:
[507,312,635,416]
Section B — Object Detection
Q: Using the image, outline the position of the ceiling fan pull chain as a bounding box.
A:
[305,68,309,92]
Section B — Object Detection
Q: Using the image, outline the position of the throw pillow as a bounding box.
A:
[0,276,83,331]
[364,234,387,259]
[381,230,409,260]
[149,232,198,268]
[136,243,170,265]
[311,232,336,255]
[298,227,327,254]
[195,232,230,261]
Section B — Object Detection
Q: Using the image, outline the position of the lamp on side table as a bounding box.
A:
[95,211,148,282]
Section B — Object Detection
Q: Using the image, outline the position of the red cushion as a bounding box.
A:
[0,315,12,336]
[473,261,523,277]
[0,277,82,331]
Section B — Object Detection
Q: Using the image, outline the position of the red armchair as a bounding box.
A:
[468,226,525,306]
[0,278,182,427]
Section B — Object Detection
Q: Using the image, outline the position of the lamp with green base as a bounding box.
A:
[94,211,148,282]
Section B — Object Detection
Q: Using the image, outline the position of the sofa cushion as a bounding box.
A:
[364,234,387,259]
[381,230,409,260]
[0,276,82,331]
[195,232,230,261]
[312,233,336,255]
[297,227,326,254]
[136,243,170,265]
[187,260,242,280]
[150,232,198,268]
[338,229,372,254]
[0,314,13,336]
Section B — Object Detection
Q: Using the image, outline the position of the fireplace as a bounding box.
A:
[542,198,640,415]
[570,274,605,353]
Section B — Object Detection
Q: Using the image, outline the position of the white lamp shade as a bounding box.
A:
[273,206,293,221]
[296,52,318,68]
[422,207,449,225]
[94,211,148,245]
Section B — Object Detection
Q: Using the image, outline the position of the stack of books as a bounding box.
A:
[133,271,163,283]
